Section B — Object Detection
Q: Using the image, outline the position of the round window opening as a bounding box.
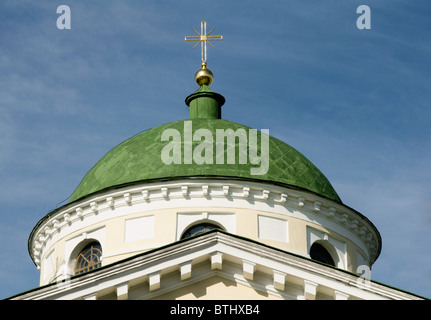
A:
[181,223,222,239]
[74,242,102,275]
[310,242,335,267]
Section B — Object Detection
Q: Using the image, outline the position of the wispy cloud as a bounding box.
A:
[0,0,430,299]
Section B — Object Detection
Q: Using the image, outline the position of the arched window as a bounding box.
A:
[181,223,221,239]
[310,242,335,267]
[74,242,102,275]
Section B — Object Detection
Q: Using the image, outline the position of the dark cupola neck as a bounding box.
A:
[185,62,225,119]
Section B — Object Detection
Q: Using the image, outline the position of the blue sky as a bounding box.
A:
[1,0,430,299]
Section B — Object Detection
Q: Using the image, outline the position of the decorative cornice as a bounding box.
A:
[29,179,381,268]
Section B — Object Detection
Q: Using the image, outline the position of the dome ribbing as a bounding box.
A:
[68,118,341,203]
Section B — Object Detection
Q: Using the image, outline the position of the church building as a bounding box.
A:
[9,23,424,300]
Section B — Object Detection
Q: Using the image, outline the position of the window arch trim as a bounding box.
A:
[309,241,336,267]
[180,221,224,239]
[73,241,103,275]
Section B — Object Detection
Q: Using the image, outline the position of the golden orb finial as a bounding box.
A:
[185,22,222,86]
[194,62,214,86]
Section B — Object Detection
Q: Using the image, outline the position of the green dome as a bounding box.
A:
[68,117,341,203]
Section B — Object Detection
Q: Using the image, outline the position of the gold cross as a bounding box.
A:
[185,21,223,63]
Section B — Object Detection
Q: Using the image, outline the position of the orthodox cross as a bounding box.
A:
[185,21,223,63]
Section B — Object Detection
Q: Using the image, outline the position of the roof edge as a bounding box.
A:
[14,230,423,300]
